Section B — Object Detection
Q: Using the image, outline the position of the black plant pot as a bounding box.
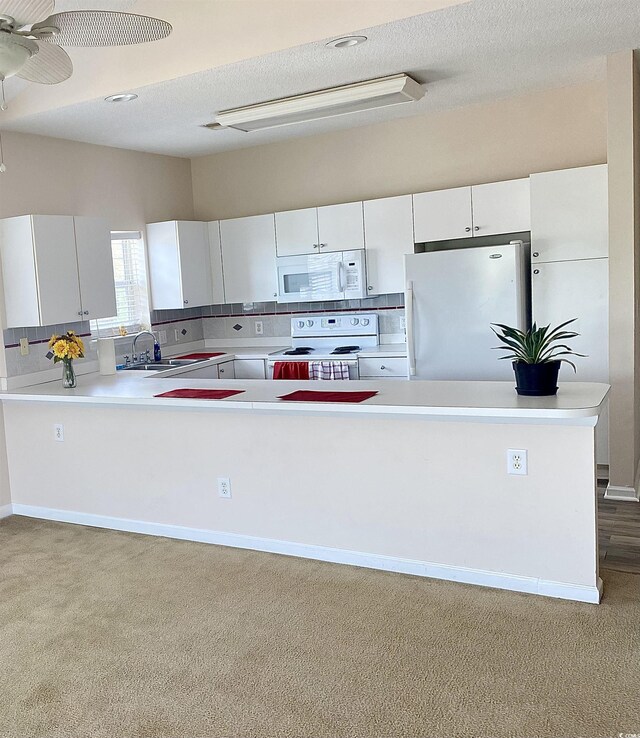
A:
[512,360,561,396]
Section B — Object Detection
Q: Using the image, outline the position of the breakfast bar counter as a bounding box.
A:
[0,375,609,604]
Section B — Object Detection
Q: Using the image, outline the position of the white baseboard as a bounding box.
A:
[0,503,13,519]
[11,504,602,604]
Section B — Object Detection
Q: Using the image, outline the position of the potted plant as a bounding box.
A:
[490,319,585,396]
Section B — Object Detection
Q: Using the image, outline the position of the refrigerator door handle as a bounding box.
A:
[406,280,416,376]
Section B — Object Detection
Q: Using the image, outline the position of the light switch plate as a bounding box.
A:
[19,338,29,356]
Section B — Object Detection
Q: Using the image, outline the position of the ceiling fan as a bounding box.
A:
[0,0,172,86]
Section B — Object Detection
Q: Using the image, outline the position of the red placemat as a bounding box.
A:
[155,388,245,400]
[175,352,226,360]
[278,390,378,403]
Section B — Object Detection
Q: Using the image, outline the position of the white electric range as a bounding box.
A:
[267,314,379,379]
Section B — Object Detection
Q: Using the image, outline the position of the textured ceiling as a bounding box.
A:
[2,0,639,158]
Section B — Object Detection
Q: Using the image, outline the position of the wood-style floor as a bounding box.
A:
[598,478,640,573]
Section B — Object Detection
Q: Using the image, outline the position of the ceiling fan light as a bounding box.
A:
[0,33,38,79]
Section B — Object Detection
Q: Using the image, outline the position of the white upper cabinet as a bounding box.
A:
[317,202,365,252]
[413,178,530,242]
[363,195,414,295]
[0,214,116,327]
[74,216,117,321]
[207,221,226,304]
[275,202,365,256]
[413,186,473,242]
[471,178,531,236]
[530,164,608,263]
[147,221,213,309]
[275,208,319,256]
[219,214,278,303]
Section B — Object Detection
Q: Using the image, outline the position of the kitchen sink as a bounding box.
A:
[121,363,176,371]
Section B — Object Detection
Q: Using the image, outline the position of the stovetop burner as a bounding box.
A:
[284,347,315,356]
[331,345,361,355]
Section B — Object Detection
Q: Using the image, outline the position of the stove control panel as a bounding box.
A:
[291,313,378,337]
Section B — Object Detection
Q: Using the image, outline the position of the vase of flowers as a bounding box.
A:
[48,331,85,389]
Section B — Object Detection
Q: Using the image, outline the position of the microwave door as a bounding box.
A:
[277,253,343,302]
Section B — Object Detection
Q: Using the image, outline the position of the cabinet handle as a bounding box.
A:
[533,269,540,275]
[273,293,277,298]
[465,227,471,233]
[313,244,319,248]
[533,252,539,258]
[380,365,386,370]
[368,286,373,291]
[83,310,89,315]
[474,226,480,232]
[320,243,327,248]
[184,300,189,305]
[77,311,82,316]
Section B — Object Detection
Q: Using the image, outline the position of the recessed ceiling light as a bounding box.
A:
[326,36,367,49]
[104,93,138,103]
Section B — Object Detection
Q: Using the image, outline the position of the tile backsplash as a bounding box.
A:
[3,294,405,379]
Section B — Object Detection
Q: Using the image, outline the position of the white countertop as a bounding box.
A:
[357,344,408,358]
[0,372,609,424]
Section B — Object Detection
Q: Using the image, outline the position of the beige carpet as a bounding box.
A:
[1,516,639,738]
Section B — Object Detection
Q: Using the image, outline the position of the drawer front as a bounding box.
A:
[358,357,407,378]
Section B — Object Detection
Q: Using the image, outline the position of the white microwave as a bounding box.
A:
[276,249,367,303]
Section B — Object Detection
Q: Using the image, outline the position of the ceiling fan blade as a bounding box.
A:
[32,10,171,47]
[0,0,54,27]
[16,40,71,84]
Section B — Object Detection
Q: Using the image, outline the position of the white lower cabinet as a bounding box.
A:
[358,357,408,379]
[233,359,266,379]
[216,360,235,379]
[0,214,116,327]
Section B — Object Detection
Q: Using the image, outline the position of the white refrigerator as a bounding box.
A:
[405,241,530,380]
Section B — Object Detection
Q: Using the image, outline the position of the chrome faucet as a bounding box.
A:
[132,331,156,364]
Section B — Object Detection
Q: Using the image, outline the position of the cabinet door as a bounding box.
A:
[531,258,608,383]
[531,257,609,464]
[216,360,236,379]
[363,195,414,295]
[74,217,117,321]
[177,221,213,308]
[208,221,225,304]
[471,178,531,236]
[317,202,364,252]
[234,359,266,379]
[33,215,82,325]
[147,221,183,309]
[412,186,473,242]
[530,164,608,263]
[220,214,278,303]
[0,215,42,327]
[275,208,318,256]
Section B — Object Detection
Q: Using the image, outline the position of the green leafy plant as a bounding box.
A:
[490,319,585,372]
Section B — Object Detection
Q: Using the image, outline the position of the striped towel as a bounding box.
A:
[308,361,351,380]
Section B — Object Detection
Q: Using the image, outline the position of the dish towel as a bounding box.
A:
[309,361,351,380]
[273,361,310,380]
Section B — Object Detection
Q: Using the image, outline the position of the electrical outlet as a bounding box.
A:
[174,329,180,342]
[54,424,64,442]
[507,449,527,475]
[400,317,406,332]
[217,477,231,499]
[158,330,167,345]
[255,321,263,336]
[19,337,29,356]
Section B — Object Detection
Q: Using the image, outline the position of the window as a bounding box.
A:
[91,231,150,337]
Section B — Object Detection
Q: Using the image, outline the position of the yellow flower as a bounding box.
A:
[52,340,69,359]
[67,342,81,359]
[75,336,85,354]
[48,334,59,348]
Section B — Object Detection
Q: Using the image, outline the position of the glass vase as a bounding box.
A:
[62,359,76,389]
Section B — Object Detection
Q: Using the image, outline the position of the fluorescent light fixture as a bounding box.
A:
[212,74,425,132]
